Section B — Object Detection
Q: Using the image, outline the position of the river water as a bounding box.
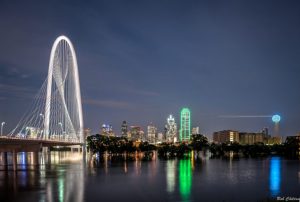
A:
[0,151,299,202]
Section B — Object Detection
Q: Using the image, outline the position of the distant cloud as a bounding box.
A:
[0,83,36,99]
[83,98,133,109]
[127,89,159,96]
[21,74,31,79]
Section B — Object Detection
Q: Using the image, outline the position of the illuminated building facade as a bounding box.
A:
[101,124,115,136]
[147,124,157,144]
[261,127,269,136]
[165,115,177,143]
[214,129,281,145]
[213,130,239,144]
[239,132,265,145]
[267,136,282,145]
[180,108,191,142]
[121,121,128,137]
[129,126,144,141]
[157,132,164,143]
[192,127,199,135]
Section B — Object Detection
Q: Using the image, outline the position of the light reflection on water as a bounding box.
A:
[0,152,297,202]
[0,151,84,202]
[166,160,176,193]
[269,157,281,197]
[179,158,192,201]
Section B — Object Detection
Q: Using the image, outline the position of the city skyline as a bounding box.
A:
[1,1,300,137]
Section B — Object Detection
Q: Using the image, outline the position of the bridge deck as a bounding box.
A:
[0,137,83,152]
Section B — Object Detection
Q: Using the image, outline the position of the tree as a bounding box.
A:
[190,134,209,151]
[284,137,300,157]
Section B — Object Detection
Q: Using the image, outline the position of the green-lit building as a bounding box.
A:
[180,108,191,142]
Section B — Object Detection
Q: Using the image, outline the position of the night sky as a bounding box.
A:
[1,0,300,138]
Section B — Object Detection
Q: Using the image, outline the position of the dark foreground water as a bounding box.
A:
[0,152,300,202]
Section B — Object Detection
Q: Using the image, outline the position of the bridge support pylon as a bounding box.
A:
[32,152,39,166]
[1,152,8,170]
[12,151,17,171]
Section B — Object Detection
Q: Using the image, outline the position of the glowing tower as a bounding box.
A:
[272,114,281,136]
[165,115,177,143]
[180,108,191,142]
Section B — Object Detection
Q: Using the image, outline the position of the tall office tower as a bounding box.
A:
[261,127,269,136]
[180,108,191,142]
[130,126,143,141]
[192,127,200,135]
[101,124,114,136]
[165,115,177,143]
[121,121,128,137]
[147,123,157,144]
[157,132,164,143]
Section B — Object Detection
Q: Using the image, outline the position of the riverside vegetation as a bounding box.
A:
[86,134,300,159]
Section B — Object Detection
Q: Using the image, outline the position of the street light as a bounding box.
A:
[1,122,5,136]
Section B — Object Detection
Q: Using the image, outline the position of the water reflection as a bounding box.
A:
[179,158,192,201]
[269,157,281,197]
[166,160,176,193]
[2,151,300,201]
[58,176,65,202]
[0,151,85,202]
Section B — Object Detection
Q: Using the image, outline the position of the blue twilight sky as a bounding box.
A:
[1,0,300,138]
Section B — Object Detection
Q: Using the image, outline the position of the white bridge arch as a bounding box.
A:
[44,36,83,142]
[9,36,84,143]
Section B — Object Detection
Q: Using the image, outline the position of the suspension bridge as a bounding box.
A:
[0,35,84,170]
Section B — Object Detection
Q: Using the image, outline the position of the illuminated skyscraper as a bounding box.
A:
[129,126,144,141]
[157,132,164,143]
[121,121,128,137]
[165,115,177,143]
[180,108,191,142]
[147,123,157,144]
[101,124,115,136]
[192,127,199,135]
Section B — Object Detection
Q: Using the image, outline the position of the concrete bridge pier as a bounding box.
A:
[12,151,17,171]
[1,152,8,166]
[32,152,39,167]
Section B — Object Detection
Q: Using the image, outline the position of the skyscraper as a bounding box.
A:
[180,108,191,142]
[147,123,157,144]
[101,124,114,136]
[165,115,177,143]
[192,127,199,135]
[121,121,128,137]
[129,126,144,141]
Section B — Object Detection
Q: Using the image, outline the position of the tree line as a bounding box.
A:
[86,134,300,159]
